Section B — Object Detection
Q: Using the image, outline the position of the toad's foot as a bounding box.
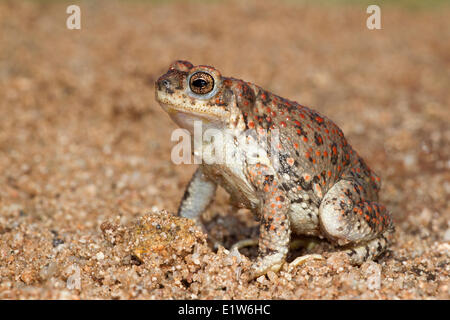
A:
[233,238,323,276]
[232,238,319,251]
[231,238,258,251]
[249,253,286,280]
[288,254,324,272]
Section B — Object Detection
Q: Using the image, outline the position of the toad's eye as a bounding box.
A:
[189,72,214,95]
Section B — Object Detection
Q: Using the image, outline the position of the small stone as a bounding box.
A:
[443,228,450,242]
[362,261,381,290]
[267,271,278,282]
[20,270,36,285]
[256,275,266,284]
[39,262,57,280]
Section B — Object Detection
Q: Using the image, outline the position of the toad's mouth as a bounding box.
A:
[157,101,228,133]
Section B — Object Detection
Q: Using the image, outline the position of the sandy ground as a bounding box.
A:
[0,0,449,299]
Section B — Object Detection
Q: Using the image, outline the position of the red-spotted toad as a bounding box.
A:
[155,60,394,279]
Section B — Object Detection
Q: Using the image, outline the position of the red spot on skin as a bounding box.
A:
[315,184,322,197]
[325,128,329,134]
[316,116,324,123]
[297,129,302,135]
[287,158,295,166]
[316,150,321,157]
[244,101,249,106]
[286,116,291,121]
[305,152,310,159]
[266,107,272,113]
[271,111,277,117]
[280,121,287,128]
[304,174,311,181]
[323,151,328,157]
[299,113,305,119]
[294,120,301,126]
[293,143,299,149]
[248,121,255,129]
[303,137,308,142]
[327,170,332,177]
[261,93,266,99]
[332,146,337,155]
[266,116,272,122]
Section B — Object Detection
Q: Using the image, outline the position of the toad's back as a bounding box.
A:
[243,82,382,204]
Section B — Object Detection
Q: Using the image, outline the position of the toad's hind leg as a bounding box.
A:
[319,179,394,264]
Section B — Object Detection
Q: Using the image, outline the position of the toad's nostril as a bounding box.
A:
[162,79,170,88]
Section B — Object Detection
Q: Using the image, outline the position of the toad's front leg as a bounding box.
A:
[247,166,291,279]
[178,166,217,224]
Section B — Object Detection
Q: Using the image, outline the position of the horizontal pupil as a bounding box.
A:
[193,79,207,87]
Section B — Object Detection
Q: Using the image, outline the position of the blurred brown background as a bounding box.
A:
[0,0,448,299]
